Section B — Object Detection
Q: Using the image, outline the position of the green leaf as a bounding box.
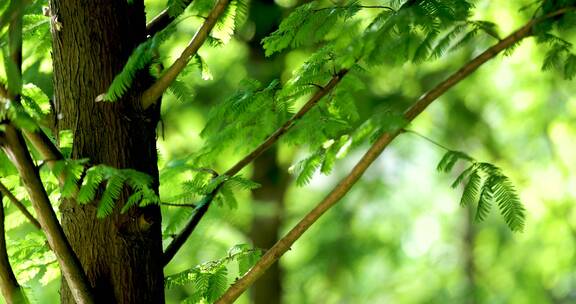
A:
[459,168,482,207]
[97,174,126,218]
[475,176,493,222]
[564,53,576,80]
[167,0,190,17]
[206,266,228,303]
[78,168,105,204]
[290,151,324,186]
[437,150,472,173]
[237,248,261,276]
[490,175,526,232]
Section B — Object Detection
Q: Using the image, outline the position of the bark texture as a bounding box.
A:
[49,1,164,303]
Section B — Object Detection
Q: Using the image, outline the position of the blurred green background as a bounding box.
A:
[2,0,576,303]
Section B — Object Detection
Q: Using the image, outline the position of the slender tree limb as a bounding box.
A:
[141,0,230,109]
[162,191,216,265]
[0,193,29,304]
[161,202,197,208]
[215,9,573,302]
[1,125,95,304]
[162,70,349,266]
[0,181,41,229]
[146,0,194,37]
[224,69,348,177]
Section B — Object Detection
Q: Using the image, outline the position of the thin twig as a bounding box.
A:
[141,0,230,109]
[146,0,194,37]
[0,181,41,229]
[162,192,216,265]
[162,70,349,266]
[215,8,574,302]
[161,202,197,208]
[404,129,453,152]
[313,5,395,12]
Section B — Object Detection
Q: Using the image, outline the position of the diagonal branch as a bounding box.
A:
[141,0,230,109]
[0,192,29,304]
[146,0,194,37]
[224,70,349,177]
[0,181,41,229]
[1,125,95,304]
[162,70,349,266]
[215,10,568,302]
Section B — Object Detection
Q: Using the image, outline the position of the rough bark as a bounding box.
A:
[49,1,164,303]
[249,149,287,304]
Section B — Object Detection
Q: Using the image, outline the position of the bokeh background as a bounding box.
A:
[2,0,576,303]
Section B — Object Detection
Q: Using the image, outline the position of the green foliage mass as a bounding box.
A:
[165,244,261,303]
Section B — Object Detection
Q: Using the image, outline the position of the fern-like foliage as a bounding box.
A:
[48,159,88,198]
[165,244,262,303]
[439,151,526,232]
[167,0,190,17]
[7,232,57,285]
[287,105,408,186]
[76,165,159,218]
[262,1,362,57]
[160,164,259,234]
[198,78,285,160]
[213,0,249,43]
[535,33,576,79]
[100,24,176,102]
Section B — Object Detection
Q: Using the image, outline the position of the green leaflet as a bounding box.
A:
[439,151,526,232]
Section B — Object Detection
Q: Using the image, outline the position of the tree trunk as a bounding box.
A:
[49,1,164,303]
[249,149,288,304]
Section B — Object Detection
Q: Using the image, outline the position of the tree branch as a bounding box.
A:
[162,70,349,266]
[161,191,216,266]
[146,0,194,37]
[224,70,348,177]
[0,192,29,304]
[141,0,230,109]
[161,202,197,208]
[1,125,95,304]
[215,11,562,303]
[0,181,41,229]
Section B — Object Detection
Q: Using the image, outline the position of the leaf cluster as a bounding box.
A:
[438,150,526,232]
[76,165,160,218]
[165,244,261,303]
